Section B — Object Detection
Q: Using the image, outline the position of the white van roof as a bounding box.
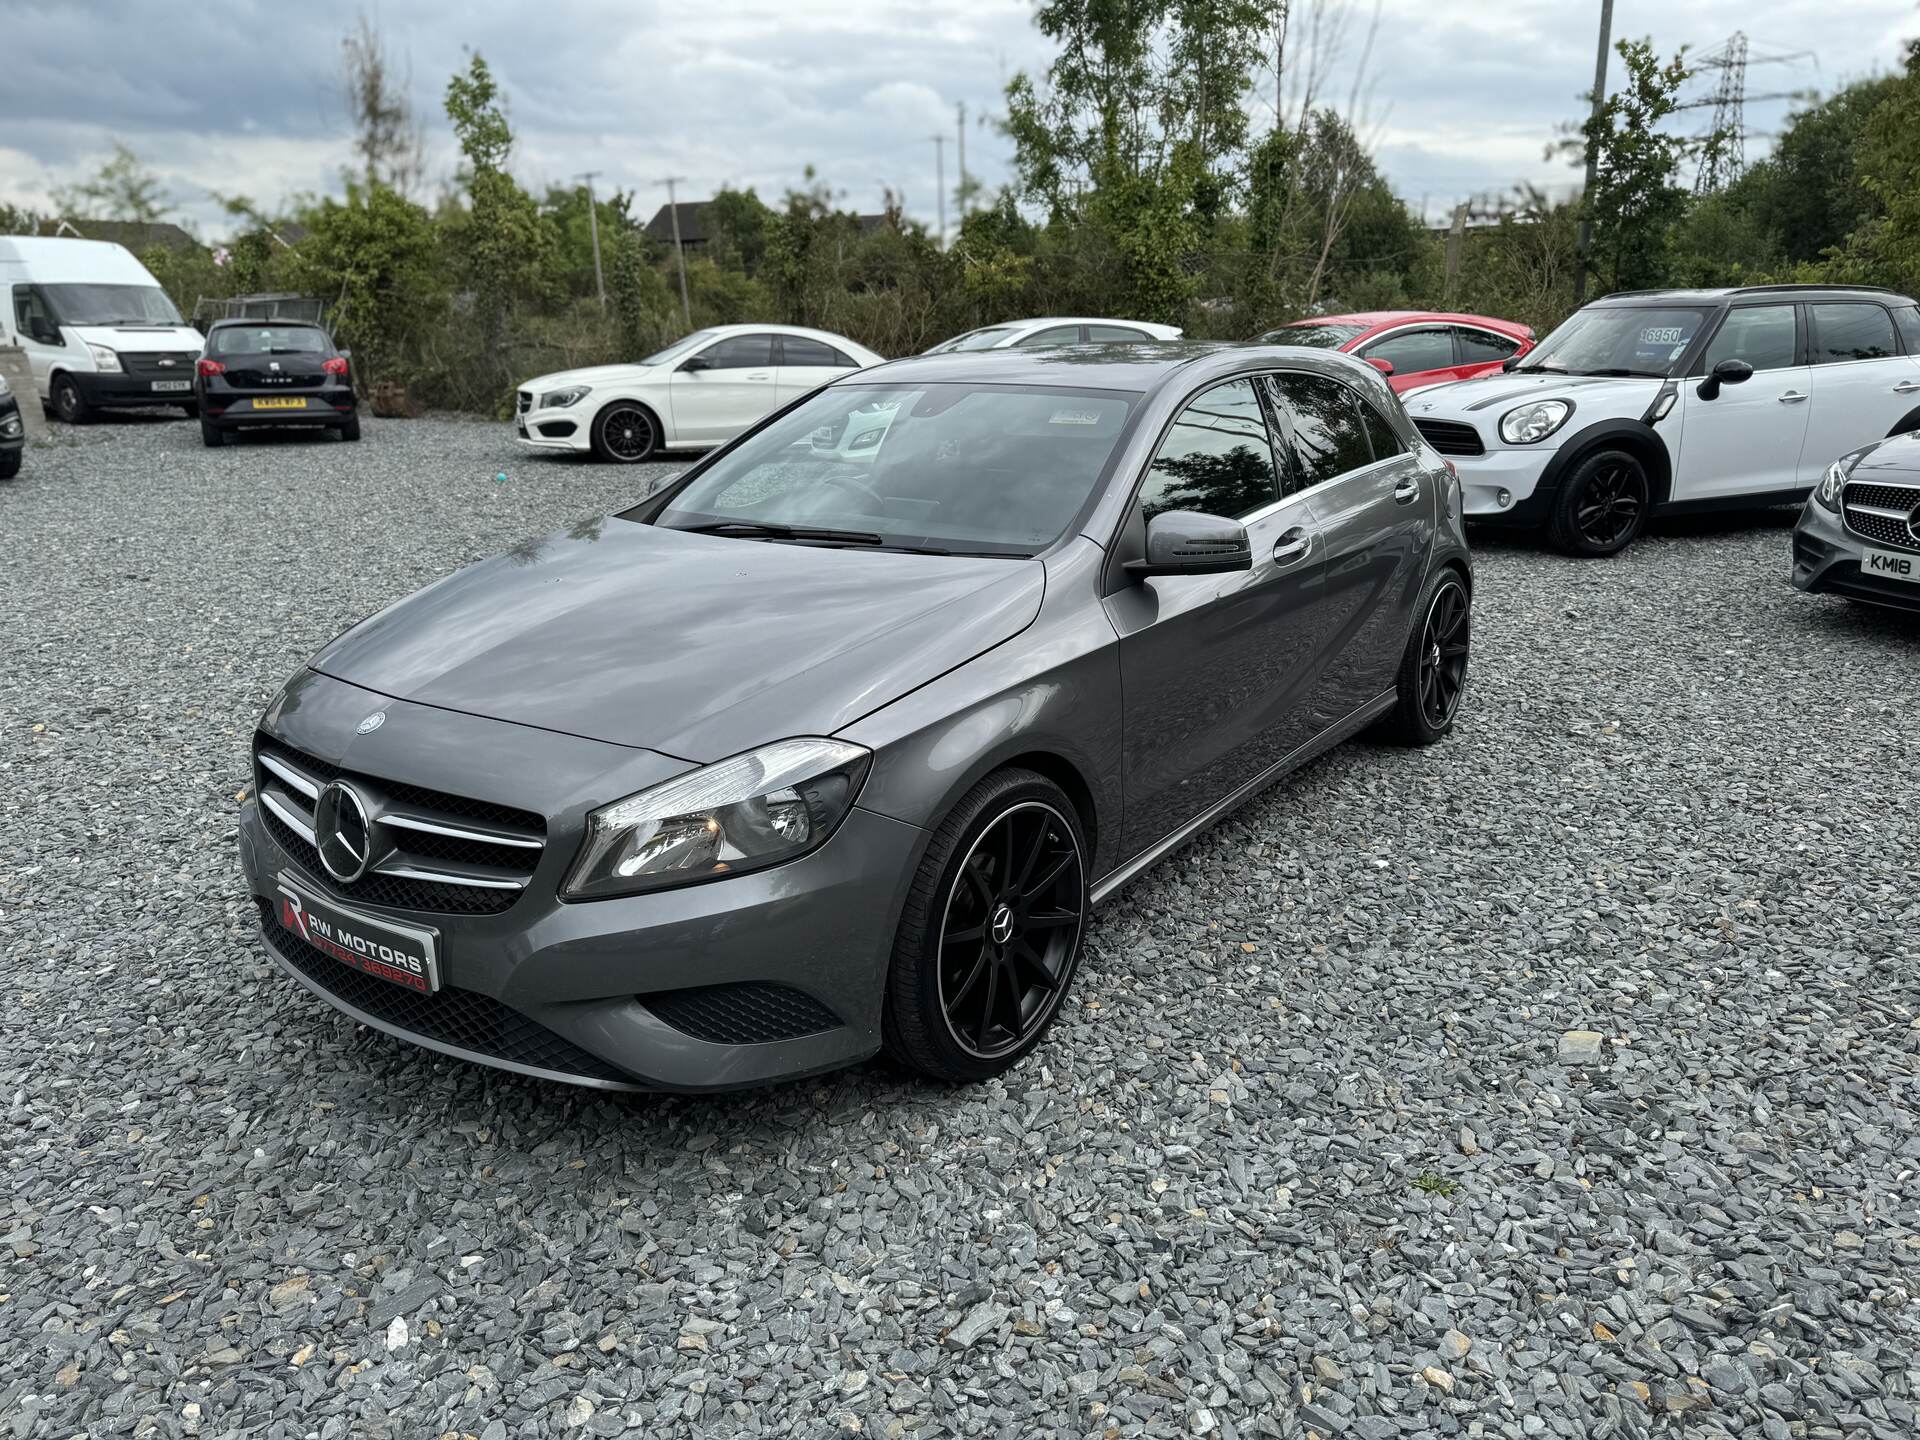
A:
[0,237,166,286]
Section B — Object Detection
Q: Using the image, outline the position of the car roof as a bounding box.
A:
[1281,310,1529,334]
[207,316,326,329]
[702,321,869,342]
[843,340,1366,393]
[1590,284,1918,307]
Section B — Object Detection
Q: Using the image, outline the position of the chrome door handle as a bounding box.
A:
[1894,380,1920,394]
[1778,391,1808,403]
[1393,477,1421,504]
[747,371,772,380]
[1272,527,1314,564]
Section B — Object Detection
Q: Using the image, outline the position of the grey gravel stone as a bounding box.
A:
[3,422,1917,1440]
[1557,1029,1605,1064]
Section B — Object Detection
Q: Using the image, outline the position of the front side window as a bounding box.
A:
[210,325,329,356]
[1361,328,1454,375]
[13,285,52,337]
[1014,325,1085,349]
[39,283,183,326]
[1357,399,1405,460]
[650,382,1137,555]
[1809,304,1897,364]
[780,336,853,368]
[1135,379,1280,522]
[1265,372,1373,487]
[1520,306,1708,377]
[1703,305,1797,372]
[697,334,775,369]
[1457,328,1521,363]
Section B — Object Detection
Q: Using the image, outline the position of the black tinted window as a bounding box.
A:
[1810,304,1896,364]
[1358,400,1404,460]
[1137,379,1279,521]
[1362,329,1454,375]
[699,334,775,369]
[1457,328,1520,363]
[1086,325,1147,342]
[1894,307,1920,353]
[1266,373,1373,487]
[1015,326,1083,348]
[1704,305,1797,371]
[211,325,329,356]
[781,336,853,367]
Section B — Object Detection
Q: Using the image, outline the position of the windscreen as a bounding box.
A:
[43,283,183,326]
[638,331,716,365]
[653,382,1139,556]
[1519,306,1708,377]
[210,325,329,355]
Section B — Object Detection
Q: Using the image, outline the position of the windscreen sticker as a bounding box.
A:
[1641,326,1687,345]
[1050,410,1102,426]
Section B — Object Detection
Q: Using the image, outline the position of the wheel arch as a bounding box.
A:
[997,749,1100,860]
[591,393,668,447]
[1538,419,1674,508]
[1886,406,1920,438]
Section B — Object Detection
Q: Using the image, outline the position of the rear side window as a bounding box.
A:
[1086,325,1148,342]
[1810,304,1896,364]
[211,325,329,356]
[1358,399,1405,460]
[1704,305,1798,372]
[780,336,854,367]
[1361,328,1454,375]
[1015,325,1084,348]
[1264,373,1374,488]
[1456,328,1520,363]
[1894,307,1920,353]
[1137,378,1280,521]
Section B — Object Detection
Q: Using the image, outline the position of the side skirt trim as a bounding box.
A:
[1090,689,1397,906]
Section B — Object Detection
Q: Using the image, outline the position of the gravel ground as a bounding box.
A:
[3,413,1918,1440]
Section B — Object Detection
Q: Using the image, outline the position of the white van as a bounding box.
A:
[0,237,206,422]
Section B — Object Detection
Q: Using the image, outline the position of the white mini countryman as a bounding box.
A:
[1404,285,1920,555]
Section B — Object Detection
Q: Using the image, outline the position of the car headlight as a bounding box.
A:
[0,415,20,439]
[563,737,871,899]
[1499,399,1571,445]
[0,372,11,396]
[87,343,123,374]
[541,385,591,409]
[1815,460,1848,511]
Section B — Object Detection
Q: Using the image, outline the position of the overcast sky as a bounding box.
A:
[1,0,1913,239]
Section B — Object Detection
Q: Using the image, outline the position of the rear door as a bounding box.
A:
[774,334,861,403]
[1798,302,1920,482]
[1102,377,1327,863]
[1356,326,1457,394]
[1265,370,1429,725]
[669,332,778,442]
[1672,303,1810,502]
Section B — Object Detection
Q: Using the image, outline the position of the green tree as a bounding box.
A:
[285,181,440,385]
[1823,43,1920,291]
[50,144,169,222]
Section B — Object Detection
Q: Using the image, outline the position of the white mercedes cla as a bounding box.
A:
[1402,285,1920,555]
[515,324,885,463]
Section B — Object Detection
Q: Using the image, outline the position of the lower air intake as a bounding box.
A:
[641,984,841,1045]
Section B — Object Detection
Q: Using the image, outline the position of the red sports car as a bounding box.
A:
[1254,311,1535,394]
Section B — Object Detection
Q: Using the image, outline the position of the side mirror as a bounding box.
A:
[1501,356,1521,372]
[1366,357,1394,376]
[1696,357,1753,401]
[1125,511,1253,579]
[679,355,711,373]
[29,321,61,345]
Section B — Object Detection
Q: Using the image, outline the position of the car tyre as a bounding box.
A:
[1547,448,1650,557]
[50,374,90,425]
[200,421,224,448]
[340,414,362,442]
[0,450,19,480]
[1375,565,1471,746]
[882,769,1089,1083]
[590,401,660,463]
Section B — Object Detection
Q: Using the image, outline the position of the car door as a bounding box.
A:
[668,332,778,443]
[1671,303,1809,502]
[11,285,62,399]
[774,334,860,403]
[1265,370,1428,727]
[1102,377,1328,863]
[1453,325,1524,384]
[1798,302,1920,483]
[1356,326,1457,394]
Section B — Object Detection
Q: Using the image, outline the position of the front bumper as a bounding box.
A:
[69,371,198,408]
[514,407,592,451]
[1449,445,1556,523]
[1791,498,1920,613]
[236,674,925,1091]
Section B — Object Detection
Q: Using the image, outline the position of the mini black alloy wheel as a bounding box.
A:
[1417,579,1470,730]
[1574,461,1646,548]
[936,800,1085,1061]
[594,402,658,463]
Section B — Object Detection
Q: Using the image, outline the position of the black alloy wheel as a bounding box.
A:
[1417,578,1470,731]
[937,800,1085,1060]
[592,402,659,463]
[1550,448,1650,556]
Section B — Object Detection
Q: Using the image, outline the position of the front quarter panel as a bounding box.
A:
[837,537,1126,879]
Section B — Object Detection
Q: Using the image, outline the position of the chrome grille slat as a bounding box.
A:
[252,737,545,916]
[1842,480,1920,555]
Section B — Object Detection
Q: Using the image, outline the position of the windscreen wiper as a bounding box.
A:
[678,520,885,545]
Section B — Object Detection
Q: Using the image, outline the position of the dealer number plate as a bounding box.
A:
[1863,547,1920,585]
[275,874,441,993]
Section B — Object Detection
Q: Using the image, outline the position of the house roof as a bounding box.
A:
[41,218,200,253]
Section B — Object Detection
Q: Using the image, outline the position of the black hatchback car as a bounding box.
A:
[196,319,360,447]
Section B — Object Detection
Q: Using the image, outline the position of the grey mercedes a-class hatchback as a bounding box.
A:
[239,344,1473,1091]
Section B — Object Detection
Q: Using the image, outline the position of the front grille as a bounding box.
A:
[254,736,545,916]
[258,902,631,1083]
[1413,419,1485,457]
[516,390,534,415]
[1842,480,1920,554]
[641,984,841,1045]
[119,350,198,377]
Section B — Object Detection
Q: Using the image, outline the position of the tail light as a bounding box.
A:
[196,359,224,377]
[323,357,349,376]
